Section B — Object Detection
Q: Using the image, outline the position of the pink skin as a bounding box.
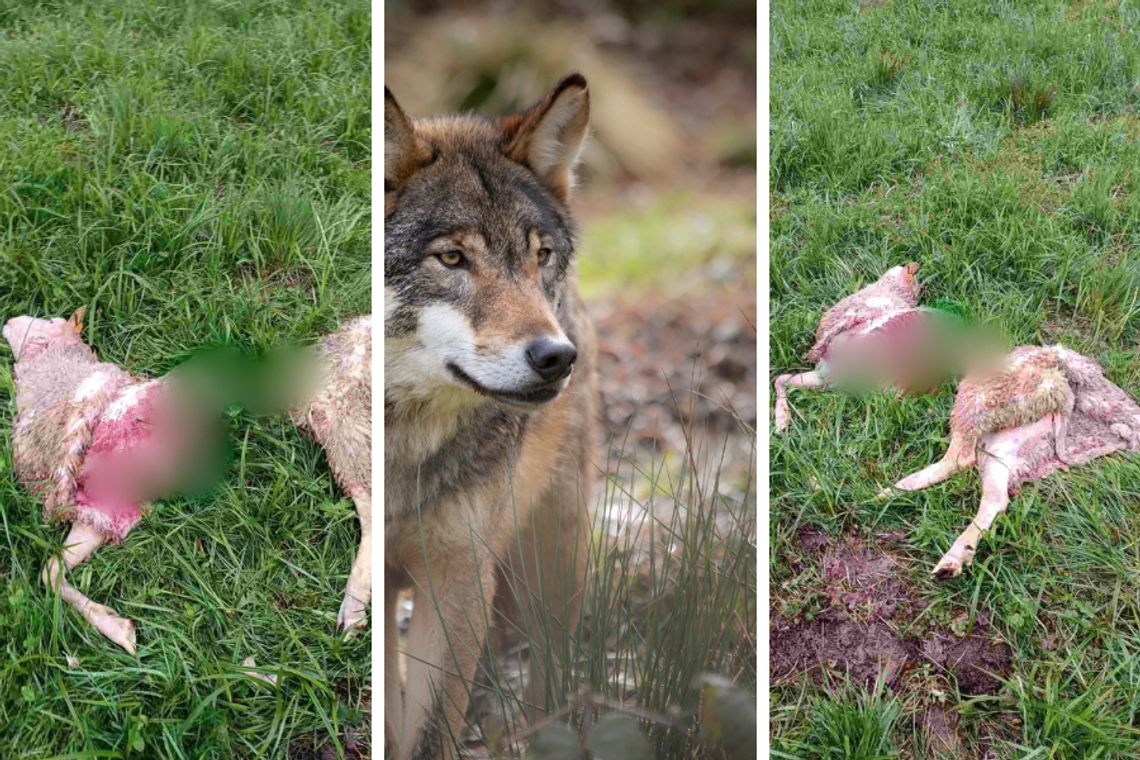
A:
[72,382,171,542]
[2,315,83,361]
[8,309,369,656]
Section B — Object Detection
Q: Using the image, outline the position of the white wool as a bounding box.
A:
[74,371,110,401]
[103,380,159,420]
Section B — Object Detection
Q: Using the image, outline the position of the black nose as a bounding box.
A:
[525,337,577,382]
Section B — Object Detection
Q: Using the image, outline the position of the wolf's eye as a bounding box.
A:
[536,247,552,266]
[437,250,465,268]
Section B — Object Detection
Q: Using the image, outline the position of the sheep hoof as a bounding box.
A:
[337,595,369,633]
[933,555,964,579]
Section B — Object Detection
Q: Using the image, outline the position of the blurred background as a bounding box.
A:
[386,1,757,756]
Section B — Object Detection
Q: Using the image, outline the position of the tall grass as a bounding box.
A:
[412,408,757,758]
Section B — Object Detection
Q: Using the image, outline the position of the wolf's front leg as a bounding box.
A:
[933,452,1011,578]
[773,370,825,432]
[43,523,137,654]
[398,552,496,760]
[338,488,371,631]
[495,480,589,717]
[385,575,406,754]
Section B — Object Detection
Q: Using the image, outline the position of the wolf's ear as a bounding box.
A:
[67,306,86,334]
[501,73,590,201]
[385,87,429,197]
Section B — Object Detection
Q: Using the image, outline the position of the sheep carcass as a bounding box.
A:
[887,345,1140,577]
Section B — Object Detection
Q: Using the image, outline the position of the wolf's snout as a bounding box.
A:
[526,337,577,382]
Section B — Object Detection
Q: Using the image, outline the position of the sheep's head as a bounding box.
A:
[2,307,86,362]
[880,262,922,304]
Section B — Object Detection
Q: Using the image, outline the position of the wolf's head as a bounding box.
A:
[3,307,86,362]
[384,75,590,409]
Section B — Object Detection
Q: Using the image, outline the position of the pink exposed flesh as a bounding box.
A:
[71,383,167,543]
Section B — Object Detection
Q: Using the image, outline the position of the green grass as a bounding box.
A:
[0,2,369,757]
[772,0,1140,756]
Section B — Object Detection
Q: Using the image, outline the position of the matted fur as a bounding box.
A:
[8,313,152,539]
[774,263,947,432]
[961,345,1140,484]
[808,262,923,365]
[4,310,374,651]
[291,315,372,498]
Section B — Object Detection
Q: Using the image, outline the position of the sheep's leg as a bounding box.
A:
[884,432,971,495]
[933,452,1011,578]
[43,523,137,654]
[774,370,826,433]
[338,488,372,632]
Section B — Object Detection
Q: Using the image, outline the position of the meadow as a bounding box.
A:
[0,2,370,757]
[772,0,1140,756]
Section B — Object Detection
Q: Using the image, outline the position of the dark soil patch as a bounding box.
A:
[772,528,1012,753]
[922,628,1011,696]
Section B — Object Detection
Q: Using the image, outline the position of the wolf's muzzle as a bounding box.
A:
[526,337,577,382]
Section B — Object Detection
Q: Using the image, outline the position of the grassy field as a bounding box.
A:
[0,2,370,757]
[772,0,1140,757]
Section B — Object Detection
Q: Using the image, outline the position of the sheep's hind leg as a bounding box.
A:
[933,452,1012,578]
[43,523,137,654]
[774,370,826,433]
[881,432,972,498]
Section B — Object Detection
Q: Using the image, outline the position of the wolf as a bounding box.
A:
[384,73,598,759]
[2,308,371,652]
[885,344,1140,577]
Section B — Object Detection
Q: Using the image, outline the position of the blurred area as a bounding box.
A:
[123,344,321,501]
[387,0,757,468]
[386,0,755,186]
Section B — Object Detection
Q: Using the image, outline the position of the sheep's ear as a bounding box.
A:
[500,73,590,201]
[68,306,86,334]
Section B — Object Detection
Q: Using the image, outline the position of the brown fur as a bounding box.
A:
[947,348,1072,468]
